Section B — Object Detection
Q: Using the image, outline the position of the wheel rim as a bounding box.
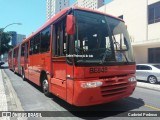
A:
[149,76,156,84]
[43,79,48,93]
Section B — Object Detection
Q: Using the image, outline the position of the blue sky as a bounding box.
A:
[0,0,112,37]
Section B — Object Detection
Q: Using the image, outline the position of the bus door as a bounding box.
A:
[51,22,69,100]
[52,56,74,103]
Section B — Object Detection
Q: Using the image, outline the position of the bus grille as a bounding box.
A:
[100,75,129,97]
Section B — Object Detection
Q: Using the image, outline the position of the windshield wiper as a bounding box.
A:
[121,51,129,63]
[112,35,129,63]
[100,48,112,64]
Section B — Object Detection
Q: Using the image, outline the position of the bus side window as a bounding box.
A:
[21,44,25,56]
[54,19,67,56]
[29,38,34,55]
[34,34,40,54]
[25,42,29,58]
[40,27,51,53]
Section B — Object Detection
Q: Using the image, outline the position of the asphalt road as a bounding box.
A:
[3,68,160,120]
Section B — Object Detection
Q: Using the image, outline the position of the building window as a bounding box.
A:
[148,2,160,24]
[148,47,160,63]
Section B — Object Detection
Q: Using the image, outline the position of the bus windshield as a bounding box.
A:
[73,10,135,65]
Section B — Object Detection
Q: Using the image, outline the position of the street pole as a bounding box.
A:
[0,23,22,60]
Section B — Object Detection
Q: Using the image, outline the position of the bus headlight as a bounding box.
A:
[81,82,103,88]
[128,77,136,82]
[81,81,103,88]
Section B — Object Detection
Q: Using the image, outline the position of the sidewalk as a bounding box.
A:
[0,67,26,120]
[0,69,8,111]
[137,81,160,92]
[0,68,24,111]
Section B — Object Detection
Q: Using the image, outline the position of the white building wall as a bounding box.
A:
[148,0,160,4]
[46,0,69,20]
[133,46,148,63]
[73,0,104,9]
[98,0,160,64]
[133,43,160,63]
[148,23,160,40]
[46,0,51,20]
[98,0,148,44]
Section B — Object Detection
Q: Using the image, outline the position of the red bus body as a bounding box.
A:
[8,6,136,106]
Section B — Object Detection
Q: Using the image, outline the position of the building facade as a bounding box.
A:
[73,0,104,9]
[9,31,17,47]
[98,0,160,64]
[16,34,26,45]
[46,0,69,20]
[9,31,26,47]
[1,32,25,61]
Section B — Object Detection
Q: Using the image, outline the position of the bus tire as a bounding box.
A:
[41,75,51,97]
[22,68,26,81]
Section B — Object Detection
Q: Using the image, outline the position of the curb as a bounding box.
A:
[1,69,28,120]
[136,82,160,92]
[1,69,24,111]
[137,86,160,92]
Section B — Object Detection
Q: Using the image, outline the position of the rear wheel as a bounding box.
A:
[148,75,157,84]
[42,75,51,97]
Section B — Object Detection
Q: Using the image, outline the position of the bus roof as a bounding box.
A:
[20,6,123,45]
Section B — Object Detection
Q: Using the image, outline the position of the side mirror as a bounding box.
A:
[66,15,76,35]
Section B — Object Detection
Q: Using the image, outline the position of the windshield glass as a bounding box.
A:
[73,10,135,65]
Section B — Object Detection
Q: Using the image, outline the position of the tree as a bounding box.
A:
[0,31,13,56]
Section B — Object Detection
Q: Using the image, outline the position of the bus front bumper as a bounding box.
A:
[72,79,136,106]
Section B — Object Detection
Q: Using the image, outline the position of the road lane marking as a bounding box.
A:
[144,104,160,111]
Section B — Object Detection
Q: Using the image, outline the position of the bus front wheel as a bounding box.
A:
[42,75,51,97]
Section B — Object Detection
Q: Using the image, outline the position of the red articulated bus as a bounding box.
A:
[8,6,136,106]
